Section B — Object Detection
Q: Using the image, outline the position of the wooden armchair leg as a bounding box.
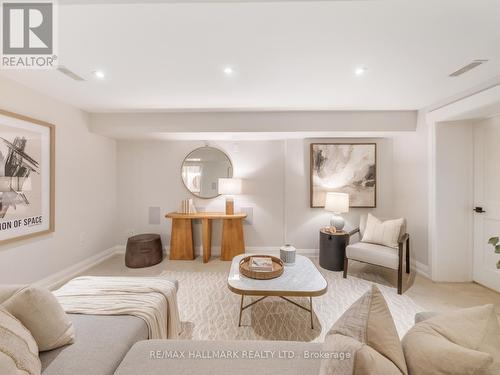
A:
[398,242,403,294]
[397,267,403,295]
[343,257,348,278]
[406,237,410,274]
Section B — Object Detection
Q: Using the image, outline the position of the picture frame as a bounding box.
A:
[310,143,376,208]
[0,109,55,245]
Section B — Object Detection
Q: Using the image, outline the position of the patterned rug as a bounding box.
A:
[162,269,423,342]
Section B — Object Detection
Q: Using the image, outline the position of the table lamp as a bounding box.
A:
[218,178,242,215]
[325,192,349,231]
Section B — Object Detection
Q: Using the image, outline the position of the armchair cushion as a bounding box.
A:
[359,214,407,241]
[362,213,405,249]
[346,241,399,270]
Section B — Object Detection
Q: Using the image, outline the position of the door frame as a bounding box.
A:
[427,83,500,281]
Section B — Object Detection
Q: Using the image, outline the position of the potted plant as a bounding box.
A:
[487,237,500,269]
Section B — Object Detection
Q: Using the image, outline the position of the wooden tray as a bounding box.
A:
[239,255,284,280]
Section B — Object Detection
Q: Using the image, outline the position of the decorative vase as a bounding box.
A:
[280,244,296,266]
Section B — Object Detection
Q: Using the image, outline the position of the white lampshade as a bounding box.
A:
[325,192,349,213]
[218,178,242,195]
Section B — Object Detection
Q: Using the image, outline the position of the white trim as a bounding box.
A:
[163,245,319,257]
[114,244,126,254]
[37,243,429,289]
[35,246,122,290]
[412,260,430,278]
[426,84,500,282]
[428,119,437,280]
[245,247,319,257]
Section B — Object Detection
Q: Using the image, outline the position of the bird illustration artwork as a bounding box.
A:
[0,136,39,218]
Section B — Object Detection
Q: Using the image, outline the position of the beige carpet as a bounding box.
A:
[164,269,422,343]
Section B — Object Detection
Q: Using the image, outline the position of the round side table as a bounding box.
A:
[319,228,349,271]
[125,233,163,268]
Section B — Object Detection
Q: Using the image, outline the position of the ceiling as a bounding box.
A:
[1,0,500,112]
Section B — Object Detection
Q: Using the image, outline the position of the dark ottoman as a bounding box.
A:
[125,234,163,268]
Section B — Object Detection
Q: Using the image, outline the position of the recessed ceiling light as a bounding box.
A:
[93,70,105,79]
[223,66,234,75]
[355,67,367,76]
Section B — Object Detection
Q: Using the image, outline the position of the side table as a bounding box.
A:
[165,212,247,263]
[125,233,163,268]
[319,228,349,271]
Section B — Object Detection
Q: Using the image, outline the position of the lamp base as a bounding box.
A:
[225,197,234,215]
[330,214,345,231]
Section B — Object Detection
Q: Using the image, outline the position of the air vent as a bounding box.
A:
[56,66,85,81]
[449,60,488,77]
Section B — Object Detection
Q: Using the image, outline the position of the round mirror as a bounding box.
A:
[181,147,233,199]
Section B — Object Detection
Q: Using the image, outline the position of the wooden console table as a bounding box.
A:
[165,212,247,263]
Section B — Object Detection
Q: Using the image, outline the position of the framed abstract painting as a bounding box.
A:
[310,143,376,208]
[0,109,55,245]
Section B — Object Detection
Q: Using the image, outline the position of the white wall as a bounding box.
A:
[285,129,428,267]
[434,121,474,281]
[116,120,429,268]
[117,140,285,253]
[0,76,117,284]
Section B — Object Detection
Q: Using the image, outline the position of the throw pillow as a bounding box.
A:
[362,213,405,249]
[402,304,500,375]
[0,307,41,375]
[3,285,75,352]
[0,284,24,304]
[320,285,408,375]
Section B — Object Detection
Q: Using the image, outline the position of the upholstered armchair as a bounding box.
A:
[343,214,410,294]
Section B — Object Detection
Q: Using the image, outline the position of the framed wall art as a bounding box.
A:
[0,109,55,245]
[310,143,376,208]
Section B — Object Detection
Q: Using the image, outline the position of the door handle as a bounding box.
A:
[474,206,486,213]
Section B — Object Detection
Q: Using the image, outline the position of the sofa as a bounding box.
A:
[2,282,499,375]
[113,296,500,375]
[0,280,178,375]
[40,314,148,375]
[114,312,437,375]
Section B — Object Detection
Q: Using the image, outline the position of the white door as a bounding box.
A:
[473,116,500,292]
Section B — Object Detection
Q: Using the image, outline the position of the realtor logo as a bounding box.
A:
[1,1,57,68]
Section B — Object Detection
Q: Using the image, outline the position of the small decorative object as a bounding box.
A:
[323,226,337,234]
[0,109,55,245]
[250,256,273,271]
[239,255,284,280]
[179,198,197,214]
[218,177,242,215]
[280,244,296,265]
[487,237,500,269]
[310,143,376,208]
[324,192,349,231]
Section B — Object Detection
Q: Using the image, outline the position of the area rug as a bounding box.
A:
[161,269,423,342]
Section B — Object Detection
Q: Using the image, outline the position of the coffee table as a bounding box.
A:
[227,254,327,329]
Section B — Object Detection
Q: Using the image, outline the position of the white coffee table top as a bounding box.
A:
[227,254,327,297]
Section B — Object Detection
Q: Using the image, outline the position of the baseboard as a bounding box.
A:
[412,260,430,278]
[35,246,122,290]
[37,243,430,289]
[114,245,126,254]
[245,247,319,257]
[161,245,320,258]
